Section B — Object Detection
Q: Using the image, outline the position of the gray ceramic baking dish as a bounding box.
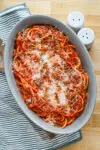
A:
[4,15,96,134]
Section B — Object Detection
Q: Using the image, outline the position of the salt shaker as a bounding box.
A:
[67,11,84,33]
[77,28,95,49]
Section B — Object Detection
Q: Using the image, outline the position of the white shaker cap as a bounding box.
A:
[67,11,84,32]
[77,28,95,49]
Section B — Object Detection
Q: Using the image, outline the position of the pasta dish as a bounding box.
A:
[12,25,88,127]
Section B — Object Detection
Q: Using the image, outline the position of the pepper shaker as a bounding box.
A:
[77,28,95,49]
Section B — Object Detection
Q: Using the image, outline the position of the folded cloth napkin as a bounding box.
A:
[0,3,82,150]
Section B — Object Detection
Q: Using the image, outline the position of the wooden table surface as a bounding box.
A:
[0,0,100,150]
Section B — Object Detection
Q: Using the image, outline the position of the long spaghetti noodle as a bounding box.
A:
[12,25,88,127]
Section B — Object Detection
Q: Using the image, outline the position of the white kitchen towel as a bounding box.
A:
[0,3,82,150]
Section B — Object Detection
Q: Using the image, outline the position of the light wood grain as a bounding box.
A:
[0,0,100,149]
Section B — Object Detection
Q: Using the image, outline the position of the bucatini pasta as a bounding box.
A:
[12,25,88,128]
